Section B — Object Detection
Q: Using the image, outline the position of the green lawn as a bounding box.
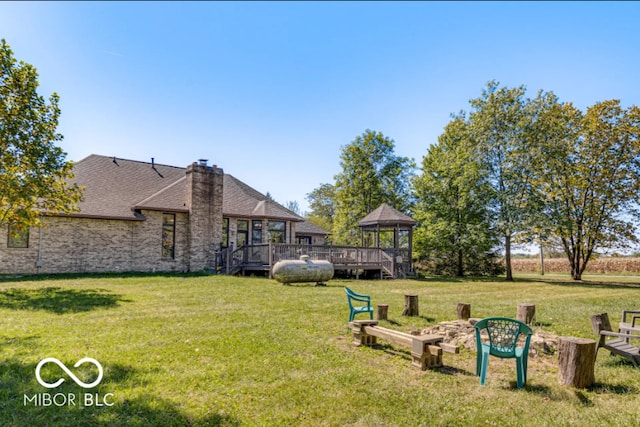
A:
[1,273,639,426]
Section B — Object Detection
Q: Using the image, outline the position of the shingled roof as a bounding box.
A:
[67,154,303,222]
[222,174,303,221]
[357,203,416,227]
[296,220,331,236]
[70,155,187,220]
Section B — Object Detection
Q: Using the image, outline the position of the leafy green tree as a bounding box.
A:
[284,200,302,216]
[467,81,537,280]
[333,130,415,245]
[305,183,335,234]
[413,116,500,276]
[414,81,640,281]
[0,39,82,231]
[531,98,640,280]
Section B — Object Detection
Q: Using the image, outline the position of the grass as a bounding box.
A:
[1,273,639,426]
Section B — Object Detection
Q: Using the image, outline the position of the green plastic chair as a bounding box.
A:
[344,287,374,322]
[474,317,533,388]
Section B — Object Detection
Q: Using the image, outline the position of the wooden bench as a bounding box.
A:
[618,310,640,340]
[349,320,459,370]
[591,313,640,366]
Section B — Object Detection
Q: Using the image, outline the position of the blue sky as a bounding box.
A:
[2,1,639,213]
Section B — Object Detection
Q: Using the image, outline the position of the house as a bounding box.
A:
[0,155,328,275]
[294,220,331,245]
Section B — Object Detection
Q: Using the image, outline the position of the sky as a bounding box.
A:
[1,1,639,214]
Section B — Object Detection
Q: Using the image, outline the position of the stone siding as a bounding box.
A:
[185,162,224,271]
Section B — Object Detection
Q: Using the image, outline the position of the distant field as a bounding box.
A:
[511,257,640,275]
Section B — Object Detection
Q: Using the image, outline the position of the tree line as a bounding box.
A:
[306,81,640,281]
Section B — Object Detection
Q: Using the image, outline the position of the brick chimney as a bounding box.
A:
[185,160,224,271]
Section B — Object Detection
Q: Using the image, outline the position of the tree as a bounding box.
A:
[467,81,537,280]
[305,183,335,233]
[0,39,81,231]
[333,130,415,245]
[284,200,302,216]
[413,81,640,281]
[413,116,500,276]
[531,98,640,280]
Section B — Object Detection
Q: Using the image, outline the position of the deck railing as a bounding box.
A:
[224,243,395,277]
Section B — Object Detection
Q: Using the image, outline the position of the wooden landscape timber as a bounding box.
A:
[349,320,459,370]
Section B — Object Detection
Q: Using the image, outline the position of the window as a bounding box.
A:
[252,220,262,244]
[7,224,29,248]
[237,220,248,247]
[296,236,311,245]
[162,214,176,259]
[222,218,229,248]
[268,221,286,243]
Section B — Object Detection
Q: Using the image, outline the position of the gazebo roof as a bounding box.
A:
[357,203,416,228]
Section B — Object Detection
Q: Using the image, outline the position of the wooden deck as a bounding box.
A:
[220,243,407,278]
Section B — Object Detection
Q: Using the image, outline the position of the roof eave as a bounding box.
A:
[132,205,189,213]
[44,212,147,222]
[223,212,304,222]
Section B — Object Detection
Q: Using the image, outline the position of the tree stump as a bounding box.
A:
[456,303,471,321]
[402,294,419,317]
[558,336,597,388]
[517,303,536,325]
[377,304,389,321]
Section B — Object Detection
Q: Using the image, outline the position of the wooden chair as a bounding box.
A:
[591,313,640,367]
[618,310,640,337]
[344,287,374,322]
[474,317,533,388]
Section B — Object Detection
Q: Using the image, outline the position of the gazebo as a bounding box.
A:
[357,203,416,277]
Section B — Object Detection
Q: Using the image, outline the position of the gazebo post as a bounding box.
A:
[408,227,413,272]
[394,223,400,256]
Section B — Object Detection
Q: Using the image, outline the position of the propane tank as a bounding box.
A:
[272,255,334,285]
